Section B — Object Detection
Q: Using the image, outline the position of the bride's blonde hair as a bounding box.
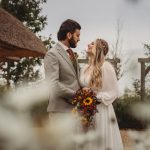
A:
[88,38,109,90]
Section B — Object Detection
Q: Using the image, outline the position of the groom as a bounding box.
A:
[44,19,81,114]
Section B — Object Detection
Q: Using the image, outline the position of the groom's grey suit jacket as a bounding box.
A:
[44,43,80,112]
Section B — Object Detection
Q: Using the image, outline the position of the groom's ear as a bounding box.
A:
[67,32,72,40]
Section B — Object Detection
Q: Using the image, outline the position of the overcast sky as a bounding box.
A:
[41,0,150,94]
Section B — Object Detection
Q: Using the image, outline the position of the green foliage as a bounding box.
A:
[9,58,42,86]
[1,57,43,88]
[0,0,47,33]
[114,96,148,129]
[39,34,55,50]
[132,79,141,96]
[116,78,150,129]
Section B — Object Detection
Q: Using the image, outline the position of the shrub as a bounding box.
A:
[113,96,148,129]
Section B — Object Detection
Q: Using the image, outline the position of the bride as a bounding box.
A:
[79,38,124,150]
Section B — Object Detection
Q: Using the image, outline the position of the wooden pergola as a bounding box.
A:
[0,8,47,87]
[138,57,150,101]
[78,58,120,72]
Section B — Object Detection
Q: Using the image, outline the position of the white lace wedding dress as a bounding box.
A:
[79,61,124,150]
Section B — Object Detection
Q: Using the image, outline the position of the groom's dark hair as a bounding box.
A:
[57,19,81,41]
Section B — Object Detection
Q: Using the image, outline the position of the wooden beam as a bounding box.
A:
[78,59,88,63]
[0,46,45,58]
[138,58,150,63]
[78,58,120,63]
[0,57,20,62]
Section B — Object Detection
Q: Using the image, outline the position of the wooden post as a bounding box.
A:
[138,58,150,101]
[6,61,11,89]
[141,62,145,101]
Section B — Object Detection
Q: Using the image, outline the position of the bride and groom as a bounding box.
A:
[44,19,124,150]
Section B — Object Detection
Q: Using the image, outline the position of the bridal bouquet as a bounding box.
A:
[71,88,100,129]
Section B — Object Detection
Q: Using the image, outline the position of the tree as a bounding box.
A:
[108,18,129,80]
[110,19,123,59]
[0,0,54,87]
[109,19,125,80]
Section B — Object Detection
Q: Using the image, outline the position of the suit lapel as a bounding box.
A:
[76,59,80,79]
[56,43,77,75]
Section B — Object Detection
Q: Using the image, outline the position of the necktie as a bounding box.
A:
[67,49,78,73]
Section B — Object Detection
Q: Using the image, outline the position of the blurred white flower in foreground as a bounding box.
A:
[131,102,150,121]
[4,82,49,111]
[0,81,102,150]
[0,107,37,150]
[128,100,150,150]
[128,128,150,150]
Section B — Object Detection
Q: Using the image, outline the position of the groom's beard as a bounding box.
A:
[69,37,77,48]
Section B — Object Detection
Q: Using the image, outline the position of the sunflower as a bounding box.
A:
[83,97,93,106]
